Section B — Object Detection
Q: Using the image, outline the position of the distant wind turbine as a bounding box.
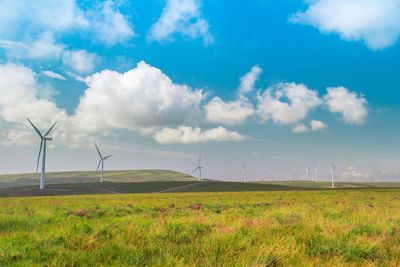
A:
[95,143,112,183]
[314,163,319,182]
[27,118,57,190]
[330,160,336,188]
[192,151,203,181]
[353,167,360,183]
[306,167,310,181]
[242,165,247,183]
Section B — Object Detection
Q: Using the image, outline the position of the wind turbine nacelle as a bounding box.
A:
[43,137,53,141]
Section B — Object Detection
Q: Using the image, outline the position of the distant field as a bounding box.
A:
[2,169,400,197]
[1,189,400,265]
[0,169,197,188]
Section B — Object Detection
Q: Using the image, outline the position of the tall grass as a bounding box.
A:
[1,189,400,265]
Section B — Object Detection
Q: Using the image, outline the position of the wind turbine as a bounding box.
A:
[330,161,336,188]
[95,143,112,183]
[353,167,360,183]
[192,151,203,181]
[27,118,57,190]
[306,167,310,181]
[242,165,247,183]
[314,163,319,182]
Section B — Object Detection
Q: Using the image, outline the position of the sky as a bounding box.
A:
[0,0,399,182]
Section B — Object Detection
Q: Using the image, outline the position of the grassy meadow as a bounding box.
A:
[1,189,400,265]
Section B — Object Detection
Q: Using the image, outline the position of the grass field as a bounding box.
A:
[1,189,400,265]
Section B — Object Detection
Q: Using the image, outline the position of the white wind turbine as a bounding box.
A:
[27,118,57,190]
[242,165,247,183]
[330,160,336,188]
[352,167,360,183]
[95,143,112,183]
[306,167,310,181]
[314,163,319,182]
[192,151,203,181]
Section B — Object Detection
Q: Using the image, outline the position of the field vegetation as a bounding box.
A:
[1,189,400,265]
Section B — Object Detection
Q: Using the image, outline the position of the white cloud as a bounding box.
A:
[66,71,86,82]
[292,124,309,133]
[0,0,88,39]
[148,0,213,44]
[324,86,367,124]
[292,120,327,133]
[256,82,322,124]
[0,32,64,60]
[0,32,97,74]
[204,97,254,126]
[73,61,205,133]
[290,0,400,50]
[153,126,246,144]
[62,50,97,74]
[90,0,135,46]
[238,65,262,95]
[310,120,327,131]
[41,70,66,80]
[0,63,69,146]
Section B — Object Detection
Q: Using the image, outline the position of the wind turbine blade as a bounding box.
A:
[27,118,43,138]
[192,167,199,174]
[44,121,57,137]
[96,159,102,172]
[94,143,102,158]
[36,140,43,173]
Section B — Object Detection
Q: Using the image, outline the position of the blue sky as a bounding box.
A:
[0,0,399,181]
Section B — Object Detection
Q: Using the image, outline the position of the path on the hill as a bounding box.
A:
[155,182,204,193]
[99,188,120,194]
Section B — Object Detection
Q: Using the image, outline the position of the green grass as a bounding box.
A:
[0,169,196,188]
[1,189,400,265]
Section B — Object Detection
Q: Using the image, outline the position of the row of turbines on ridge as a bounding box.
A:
[27,118,361,190]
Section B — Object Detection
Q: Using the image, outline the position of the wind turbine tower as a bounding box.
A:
[330,161,336,188]
[306,167,310,181]
[27,118,57,190]
[242,165,247,183]
[95,144,112,183]
[314,163,319,183]
[192,151,203,181]
[353,167,360,183]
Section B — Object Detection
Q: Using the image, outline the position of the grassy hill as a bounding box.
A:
[0,169,197,188]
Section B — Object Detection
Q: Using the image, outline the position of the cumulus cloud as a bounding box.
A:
[153,126,246,144]
[73,61,205,133]
[292,120,327,133]
[310,120,327,131]
[204,65,263,126]
[292,124,309,133]
[41,70,66,80]
[148,0,213,44]
[0,0,133,45]
[0,32,64,60]
[290,0,400,50]
[89,0,135,46]
[0,0,134,74]
[204,97,254,126]
[256,82,322,124]
[238,65,262,95]
[324,86,367,124]
[0,63,68,125]
[62,50,97,74]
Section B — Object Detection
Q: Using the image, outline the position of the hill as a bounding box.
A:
[0,169,197,188]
